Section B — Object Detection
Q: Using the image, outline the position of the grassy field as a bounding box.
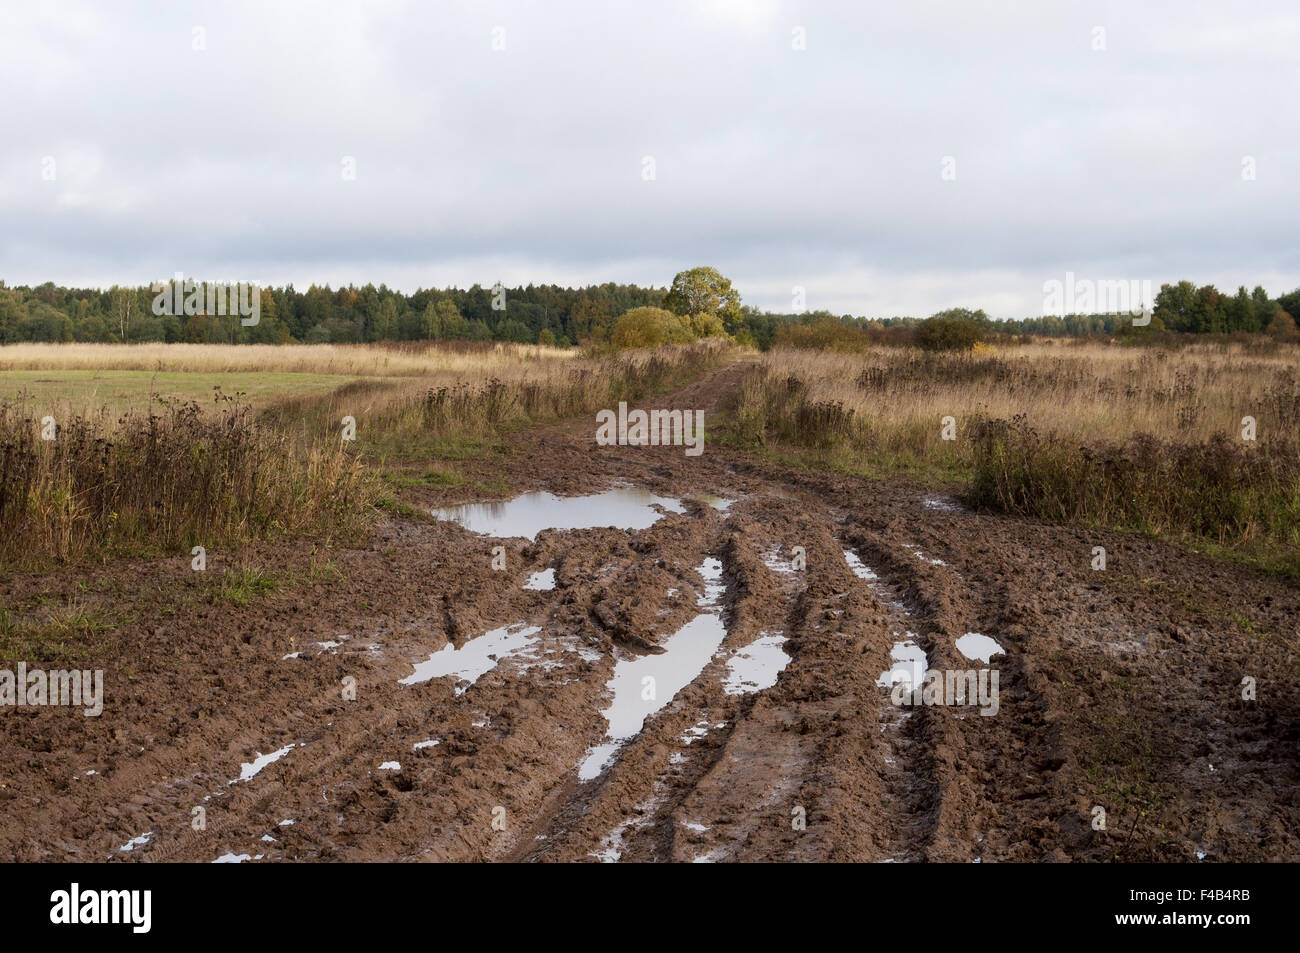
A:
[726,338,1300,573]
[0,340,726,569]
[738,340,1299,453]
[0,341,576,375]
[0,341,583,415]
[0,369,381,416]
[5,337,1297,575]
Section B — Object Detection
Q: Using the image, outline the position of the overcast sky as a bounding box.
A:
[2,0,1297,317]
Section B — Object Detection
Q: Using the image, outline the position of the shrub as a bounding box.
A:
[610,307,693,348]
[773,317,872,352]
[914,315,985,352]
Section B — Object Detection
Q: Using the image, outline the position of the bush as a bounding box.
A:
[914,315,985,352]
[609,307,693,348]
[1267,311,1298,342]
[773,316,872,352]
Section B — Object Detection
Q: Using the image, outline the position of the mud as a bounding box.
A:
[1,364,1297,862]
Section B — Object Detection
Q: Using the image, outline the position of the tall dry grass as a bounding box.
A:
[746,342,1300,449]
[0,340,728,569]
[0,401,378,568]
[259,339,730,450]
[727,340,1300,571]
[967,418,1300,556]
[0,341,577,377]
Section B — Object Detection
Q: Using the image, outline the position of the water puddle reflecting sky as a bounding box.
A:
[432,488,686,540]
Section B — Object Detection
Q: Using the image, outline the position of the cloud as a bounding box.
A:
[1,0,1296,317]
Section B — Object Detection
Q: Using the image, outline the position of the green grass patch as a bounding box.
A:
[3,369,377,416]
[212,566,279,605]
[0,601,118,665]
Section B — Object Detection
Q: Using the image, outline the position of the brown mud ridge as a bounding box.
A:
[1,365,1297,862]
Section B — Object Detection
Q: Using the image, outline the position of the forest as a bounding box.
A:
[1,270,1296,349]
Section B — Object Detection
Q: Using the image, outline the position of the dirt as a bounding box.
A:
[1,363,1297,862]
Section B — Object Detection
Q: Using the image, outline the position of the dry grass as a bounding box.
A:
[1,341,595,419]
[255,340,729,448]
[753,341,1300,449]
[0,401,380,569]
[727,339,1300,571]
[0,341,578,377]
[0,340,728,569]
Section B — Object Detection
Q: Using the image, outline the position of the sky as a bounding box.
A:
[2,0,1298,318]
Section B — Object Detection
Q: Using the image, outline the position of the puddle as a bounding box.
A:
[578,559,728,781]
[432,488,685,540]
[282,639,343,660]
[413,739,440,750]
[679,718,728,747]
[875,638,927,690]
[261,834,275,842]
[575,612,727,779]
[213,853,261,864]
[523,568,556,591]
[515,635,603,674]
[692,495,734,512]
[681,721,711,744]
[231,744,298,784]
[697,557,725,602]
[840,545,911,611]
[723,632,790,695]
[682,820,709,832]
[590,797,659,862]
[118,833,152,853]
[278,819,294,827]
[904,543,945,566]
[399,623,542,692]
[378,761,401,771]
[764,546,800,574]
[923,497,964,513]
[843,550,879,581]
[955,633,1004,663]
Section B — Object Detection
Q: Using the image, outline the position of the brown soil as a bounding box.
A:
[1,364,1296,862]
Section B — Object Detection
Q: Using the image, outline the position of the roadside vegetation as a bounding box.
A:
[0,340,726,571]
[726,340,1300,574]
[4,261,1299,579]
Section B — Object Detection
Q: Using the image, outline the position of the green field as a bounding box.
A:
[1,369,378,415]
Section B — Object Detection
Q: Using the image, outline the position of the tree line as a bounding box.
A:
[1,272,1296,348]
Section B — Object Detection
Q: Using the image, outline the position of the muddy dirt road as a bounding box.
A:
[2,365,1297,862]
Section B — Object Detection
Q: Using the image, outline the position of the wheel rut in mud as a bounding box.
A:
[1,363,1296,862]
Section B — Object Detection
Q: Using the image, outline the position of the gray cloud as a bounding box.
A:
[2,0,1297,316]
